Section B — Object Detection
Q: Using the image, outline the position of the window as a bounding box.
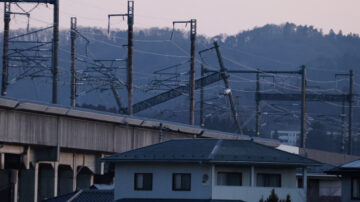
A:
[217,172,242,186]
[352,177,360,200]
[134,173,152,190]
[256,173,281,187]
[172,173,191,191]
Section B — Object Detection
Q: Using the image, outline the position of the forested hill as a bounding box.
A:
[1,22,360,137]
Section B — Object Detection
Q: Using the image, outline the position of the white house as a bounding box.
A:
[103,139,320,202]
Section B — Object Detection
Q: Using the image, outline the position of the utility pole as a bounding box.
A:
[158,123,163,143]
[189,19,196,125]
[348,69,353,155]
[214,41,243,134]
[341,95,346,153]
[107,0,134,115]
[200,62,205,127]
[52,0,59,104]
[172,19,197,125]
[300,65,307,148]
[255,72,260,136]
[70,17,77,107]
[111,84,123,113]
[1,2,10,96]
[335,69,354,154]
[127,0,134,116]
[1,0,58,103]
[198,46,216,128]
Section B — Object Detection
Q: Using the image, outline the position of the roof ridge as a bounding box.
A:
[103,139,176,161]
[208,139,223,160]
[84,189,114,193]
[67,189,83,202]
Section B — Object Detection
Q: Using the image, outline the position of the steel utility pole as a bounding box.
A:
[348,69,353,155]
[255,72,260,136]
[1,0,58,104]
[172,19,197,125]
[198,46,216,128]
[189,19,196,125]
[52,0,59,104]
[214,41,243,134]
[1,2,10,96]
[335,70,354,154]
[70,17,77,107]
[300,65,307,148]
[341,95,346,153]
[107,0,134,115]
[200,62,205,127]
[127,0,134,116]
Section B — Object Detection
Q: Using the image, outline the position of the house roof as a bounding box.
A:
[103,139,320,166]
[116,200,245,202]
[326,159,360,175]
[43,189,113,202]
[299,148,360,166]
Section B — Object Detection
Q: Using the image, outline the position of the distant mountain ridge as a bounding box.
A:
[0,22,359,135]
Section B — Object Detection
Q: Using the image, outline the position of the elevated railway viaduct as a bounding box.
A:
[0,97,254,202]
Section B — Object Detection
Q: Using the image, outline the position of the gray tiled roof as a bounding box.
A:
[117,199,245,202]
[43,190,113,202]
[342,159,360,168]
[326,159,360,175]
[103,139,319,166]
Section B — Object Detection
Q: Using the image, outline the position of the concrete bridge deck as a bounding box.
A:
[0,97,256,153]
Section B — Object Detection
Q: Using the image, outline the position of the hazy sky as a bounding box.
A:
[2,0,360,37]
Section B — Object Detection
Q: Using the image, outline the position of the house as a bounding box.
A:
[277,144,360,202]
[103,139,320,202]
[326,159,360,202]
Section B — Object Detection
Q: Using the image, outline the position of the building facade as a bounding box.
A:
[104,139,319,202]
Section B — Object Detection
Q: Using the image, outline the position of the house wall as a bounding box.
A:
[212,166,304,202]
[114,163,303,201]
[213,166,297,188]
[114,163,212,200]
[255,167,297,188]
[306,178,341,202]
[319,180,341,197]
[342,177,357,202]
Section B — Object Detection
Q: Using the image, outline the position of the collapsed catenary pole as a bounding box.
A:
[214,41,243,134]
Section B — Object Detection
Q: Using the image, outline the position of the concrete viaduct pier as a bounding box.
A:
[0,97,253,202]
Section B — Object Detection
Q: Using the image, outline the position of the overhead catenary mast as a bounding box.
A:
[0,0,59,105]
[70,17,77,107]
[108,0,134,115]
[171,19,197,125]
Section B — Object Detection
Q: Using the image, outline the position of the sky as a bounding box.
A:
[1,0,360,37]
